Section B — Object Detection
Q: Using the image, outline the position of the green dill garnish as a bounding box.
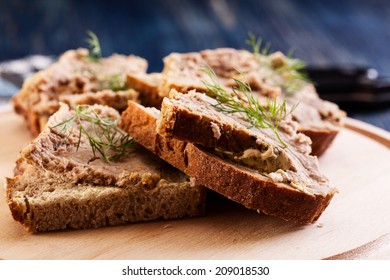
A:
[51,105,135,162]
[202,67,296,148]
[246,33,309,94]
[83,32,129,91]
[108,73,128,91]
[246,31,271,56]
[98,73,129,92]
[273,52,309,93]
[86,30,102,62]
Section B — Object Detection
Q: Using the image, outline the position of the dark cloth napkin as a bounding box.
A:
[0,55,54,104]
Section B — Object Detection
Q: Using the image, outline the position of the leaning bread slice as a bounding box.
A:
[127,73,163,108]
[12,48,146,137]
[160,48,345,156]
[120,98,336,224]
[6,104,205,232]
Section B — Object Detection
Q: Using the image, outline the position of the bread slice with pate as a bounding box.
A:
[159,48,345,156]
[12,48,146,137]
[119,95,337,224]
[6,104,205,232]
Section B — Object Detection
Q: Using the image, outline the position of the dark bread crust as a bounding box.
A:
[120,101,335,223]
[158,98,258,153]
[300,128,339,157]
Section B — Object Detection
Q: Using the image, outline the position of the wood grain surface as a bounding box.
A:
[0,104,389,260]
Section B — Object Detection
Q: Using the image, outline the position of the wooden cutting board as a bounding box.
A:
[1,104,389,260]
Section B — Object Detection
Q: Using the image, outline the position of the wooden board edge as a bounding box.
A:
[344,118,390,149]
[323,233,390,260]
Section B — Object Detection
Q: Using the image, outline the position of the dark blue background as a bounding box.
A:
[2,0,390,73]
[1,0,390,130]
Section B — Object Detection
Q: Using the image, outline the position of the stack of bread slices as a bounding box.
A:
[6,46,344,232]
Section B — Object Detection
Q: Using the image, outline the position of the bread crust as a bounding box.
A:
[120,101,336,223]
[158,96,268,153]
[300,128,339,156]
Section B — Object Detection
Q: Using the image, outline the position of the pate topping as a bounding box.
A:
[210,121,221,139]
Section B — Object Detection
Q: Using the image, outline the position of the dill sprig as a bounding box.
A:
[202,67,296,148]
[246,31,271,56]
[247,33,309,94]
[86,30,102,62]
[273,52,309,93]
[108,73,128,91]
[51,105,135,162]
[98,73,129,92]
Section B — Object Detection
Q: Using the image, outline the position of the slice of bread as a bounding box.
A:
[127,72,163,108]
[6,104,205,232]
[12,48,146,137]
[159,48,345,156]
[59,89,138,111]
[120,97,336,224]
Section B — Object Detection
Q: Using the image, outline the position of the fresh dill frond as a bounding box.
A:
[108,73,128,91]
[97,73,129,92]
[202,67,295,148]
[246,31,271,56]
[246,33,309,94]
[106,73,128,91]
[273,54,309,94]
[246,32,260,56]
[86,30,102,62]
[51,105,135,162]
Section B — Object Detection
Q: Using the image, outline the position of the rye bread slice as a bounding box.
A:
[13,48,147,137]
[127,72,163,108]
[6,104,205,232]
[160,48,345,156]
[120,100,336,224]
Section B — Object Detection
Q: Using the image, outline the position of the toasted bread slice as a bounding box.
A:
[6,104,205,232]
[159,48,345,156]
[120,98,336,224]
[12,48,146,137]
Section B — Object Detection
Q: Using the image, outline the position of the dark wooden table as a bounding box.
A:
[1,0,390,131]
